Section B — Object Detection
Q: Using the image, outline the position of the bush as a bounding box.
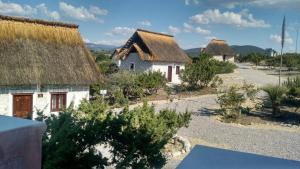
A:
[180,54,216,89]
[38,98,191,169]
[37,99,109,169]
[213,61,237,74]
[263,85,287,116]
[284,76,300,97]
[106,102,191,168]
[217,83,258,121]
[136,71,166,95]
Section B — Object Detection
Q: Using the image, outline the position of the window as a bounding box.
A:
[130,62,135,71]
[176,66,180,74]
[51,93,66,112]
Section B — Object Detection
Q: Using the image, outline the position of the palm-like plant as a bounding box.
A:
[263,85,287,116]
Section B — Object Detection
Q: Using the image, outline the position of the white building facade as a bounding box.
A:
[114,29,191,84]
[0,85,89,119]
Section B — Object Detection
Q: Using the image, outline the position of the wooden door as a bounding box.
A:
[13,94,33,119]
[167,66,172,82]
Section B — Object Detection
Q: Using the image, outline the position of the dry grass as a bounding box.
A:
[0,20,83,45]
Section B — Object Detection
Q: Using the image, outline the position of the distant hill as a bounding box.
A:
[185,45,275,57]
[85,43,118,53]
[231,45,267,56]
[185,48,201,58]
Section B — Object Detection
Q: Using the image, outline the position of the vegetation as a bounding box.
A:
[37,99,191,169]
[181,53,236,90]
[107,102,191,168]
[91,50,119,75]
[213,60,237,74]
[217,83,258,122]
[180,54,217,89]
[237,52,300,71]
[263,85,287,116]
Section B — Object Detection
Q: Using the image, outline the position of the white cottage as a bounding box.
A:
[202,39,235,62]
[0,15,101,119]
[112,29,191,84]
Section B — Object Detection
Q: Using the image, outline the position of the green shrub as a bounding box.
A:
[210,75,223,88]
[136,71,166,95]
[107,102,191,168]
[217,86,245,120]
[217,83,258,121]
[37,99,109,169]
[38,98,191,169]
[213,61,237,74]
[180,54,216,89]
[263,85,287,116]
[284,76,300,97]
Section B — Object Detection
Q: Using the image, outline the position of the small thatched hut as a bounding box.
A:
[0,15,101,119]
[202,39,235,62]
[113,29,191,84]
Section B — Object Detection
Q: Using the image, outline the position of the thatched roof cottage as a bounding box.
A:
[202,39,235,62]
[113,29,191,84]
[0,15,101,119]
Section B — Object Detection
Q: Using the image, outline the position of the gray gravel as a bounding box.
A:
[160,64,299,168]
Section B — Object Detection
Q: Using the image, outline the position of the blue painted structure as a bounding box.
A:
[177,145,300,169]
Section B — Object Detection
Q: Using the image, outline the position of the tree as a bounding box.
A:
[180,54,216,89]
[106,103,191,168]
[38,98,191,169]
[37,99,109,169]
[248,53,264,66]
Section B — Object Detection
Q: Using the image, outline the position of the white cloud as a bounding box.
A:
[95,39,127,46]
[270,33,293,45]
[106,27,135,36]
[0,1,60,20]
[183,23,210,35]
[184,0,199,5]
[190,9,270,28]
[89,6,108,16]
[0,0,36,16]
[138,20,152,26]
[83,37,91,43]
[168,25,181,35]
[59,2,107,22]
[194,27,211,35]
[205,36,217,41]
[36,4,60,20]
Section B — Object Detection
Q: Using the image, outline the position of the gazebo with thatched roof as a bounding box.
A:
[0,15,101,119]
[112,29,191,84]
[202,39,235,62]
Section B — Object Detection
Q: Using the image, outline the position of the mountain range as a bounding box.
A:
[85,42,275,57]
[184,45,276,57]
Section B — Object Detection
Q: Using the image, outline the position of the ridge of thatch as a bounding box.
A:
[204,39,235,56]
[0,15,101,86]
[115,29,191,63]
[0,15,78,28]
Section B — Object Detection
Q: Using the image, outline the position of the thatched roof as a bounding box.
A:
[115,29,191,63]
[203,39,235,56]
[0,15,101,86]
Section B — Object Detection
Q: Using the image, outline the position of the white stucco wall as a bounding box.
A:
[119,52,186,84]
[0,85,89,119]
[151,62,185,84]
[119,53,152,72]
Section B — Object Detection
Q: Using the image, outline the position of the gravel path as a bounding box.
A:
[160,64,299,168]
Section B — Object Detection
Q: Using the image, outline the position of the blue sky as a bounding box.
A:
[0,0,300,52]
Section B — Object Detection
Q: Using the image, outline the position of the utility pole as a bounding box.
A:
[279,16,285,86]
[296,29,299,53]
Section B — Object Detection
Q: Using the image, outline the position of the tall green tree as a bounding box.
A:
[180,54,216,89]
